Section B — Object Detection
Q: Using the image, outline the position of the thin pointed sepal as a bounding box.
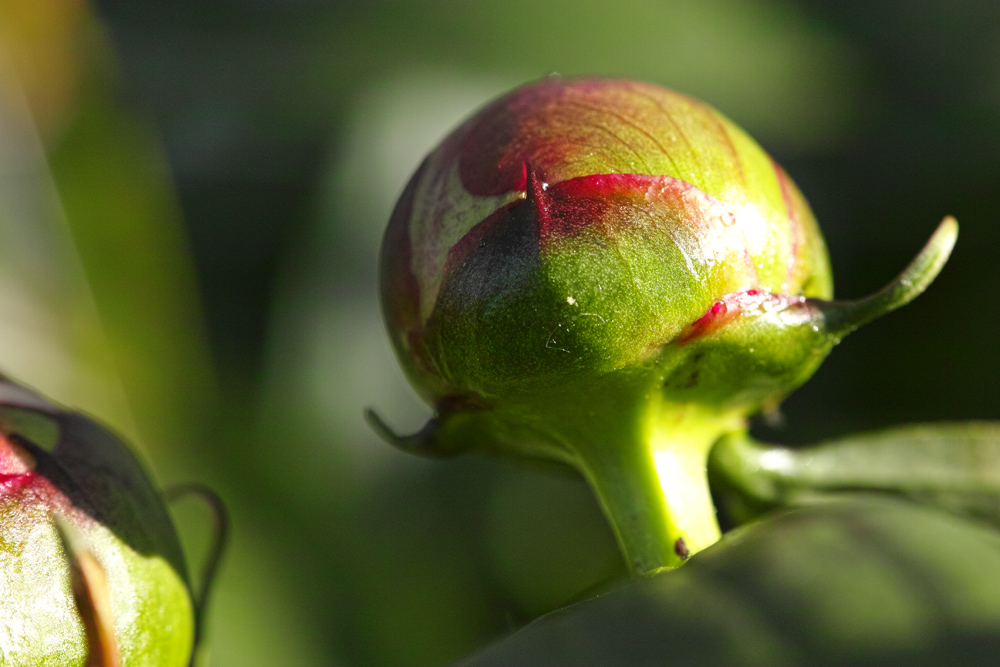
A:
[364,408,451,458]
[812,216,958,338]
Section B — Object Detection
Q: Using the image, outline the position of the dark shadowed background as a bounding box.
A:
[0,1,998,664]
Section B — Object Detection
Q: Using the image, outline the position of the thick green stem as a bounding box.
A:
[573,403,744,574]
[374,375,747,574]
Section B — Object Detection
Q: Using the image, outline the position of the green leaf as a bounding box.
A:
[709,422,1000,526]
[457,497,1000,666]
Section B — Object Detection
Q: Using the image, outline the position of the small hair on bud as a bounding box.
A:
[523,163,550,211]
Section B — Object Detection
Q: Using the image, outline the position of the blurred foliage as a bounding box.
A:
[462,497,1000,667]
[0,0,998,665]
[0,0,128,433]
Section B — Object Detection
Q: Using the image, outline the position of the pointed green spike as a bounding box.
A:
[816,217,958,337]
[365,408,447,457]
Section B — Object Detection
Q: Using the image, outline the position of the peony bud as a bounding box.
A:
[376,77,957,573]
[0,376,194,666]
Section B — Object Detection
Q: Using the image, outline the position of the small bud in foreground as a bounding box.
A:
[376,77,957,573]
[0,376,194,666]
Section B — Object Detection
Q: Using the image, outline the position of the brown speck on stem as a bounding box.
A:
[674,536,690,561]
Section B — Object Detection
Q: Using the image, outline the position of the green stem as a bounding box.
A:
[372,376,746,574]
[572,402,744,574]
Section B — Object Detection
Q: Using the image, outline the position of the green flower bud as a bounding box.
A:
[376,77,957,573]
[0,376,194,666]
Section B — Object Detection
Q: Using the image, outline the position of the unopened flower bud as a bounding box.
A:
[376,77,957,572]
[0,376,194,666]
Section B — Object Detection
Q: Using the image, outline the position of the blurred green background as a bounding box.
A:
[0,1,998,665]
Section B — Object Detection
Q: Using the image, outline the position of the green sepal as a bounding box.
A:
[814,216,958,337]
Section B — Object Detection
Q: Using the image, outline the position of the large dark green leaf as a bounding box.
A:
[710,423,1000,525]
[458,496,1000,666]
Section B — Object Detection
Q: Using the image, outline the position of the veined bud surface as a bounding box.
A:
[382,77,834,406]
[377,76,956,573]
[0,376,194,666]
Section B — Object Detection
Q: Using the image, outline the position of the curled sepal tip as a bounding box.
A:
[165,484,230,658]
[816,216,958,337]
[365,408,448,458]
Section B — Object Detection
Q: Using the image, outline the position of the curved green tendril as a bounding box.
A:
[165,483,230,667]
